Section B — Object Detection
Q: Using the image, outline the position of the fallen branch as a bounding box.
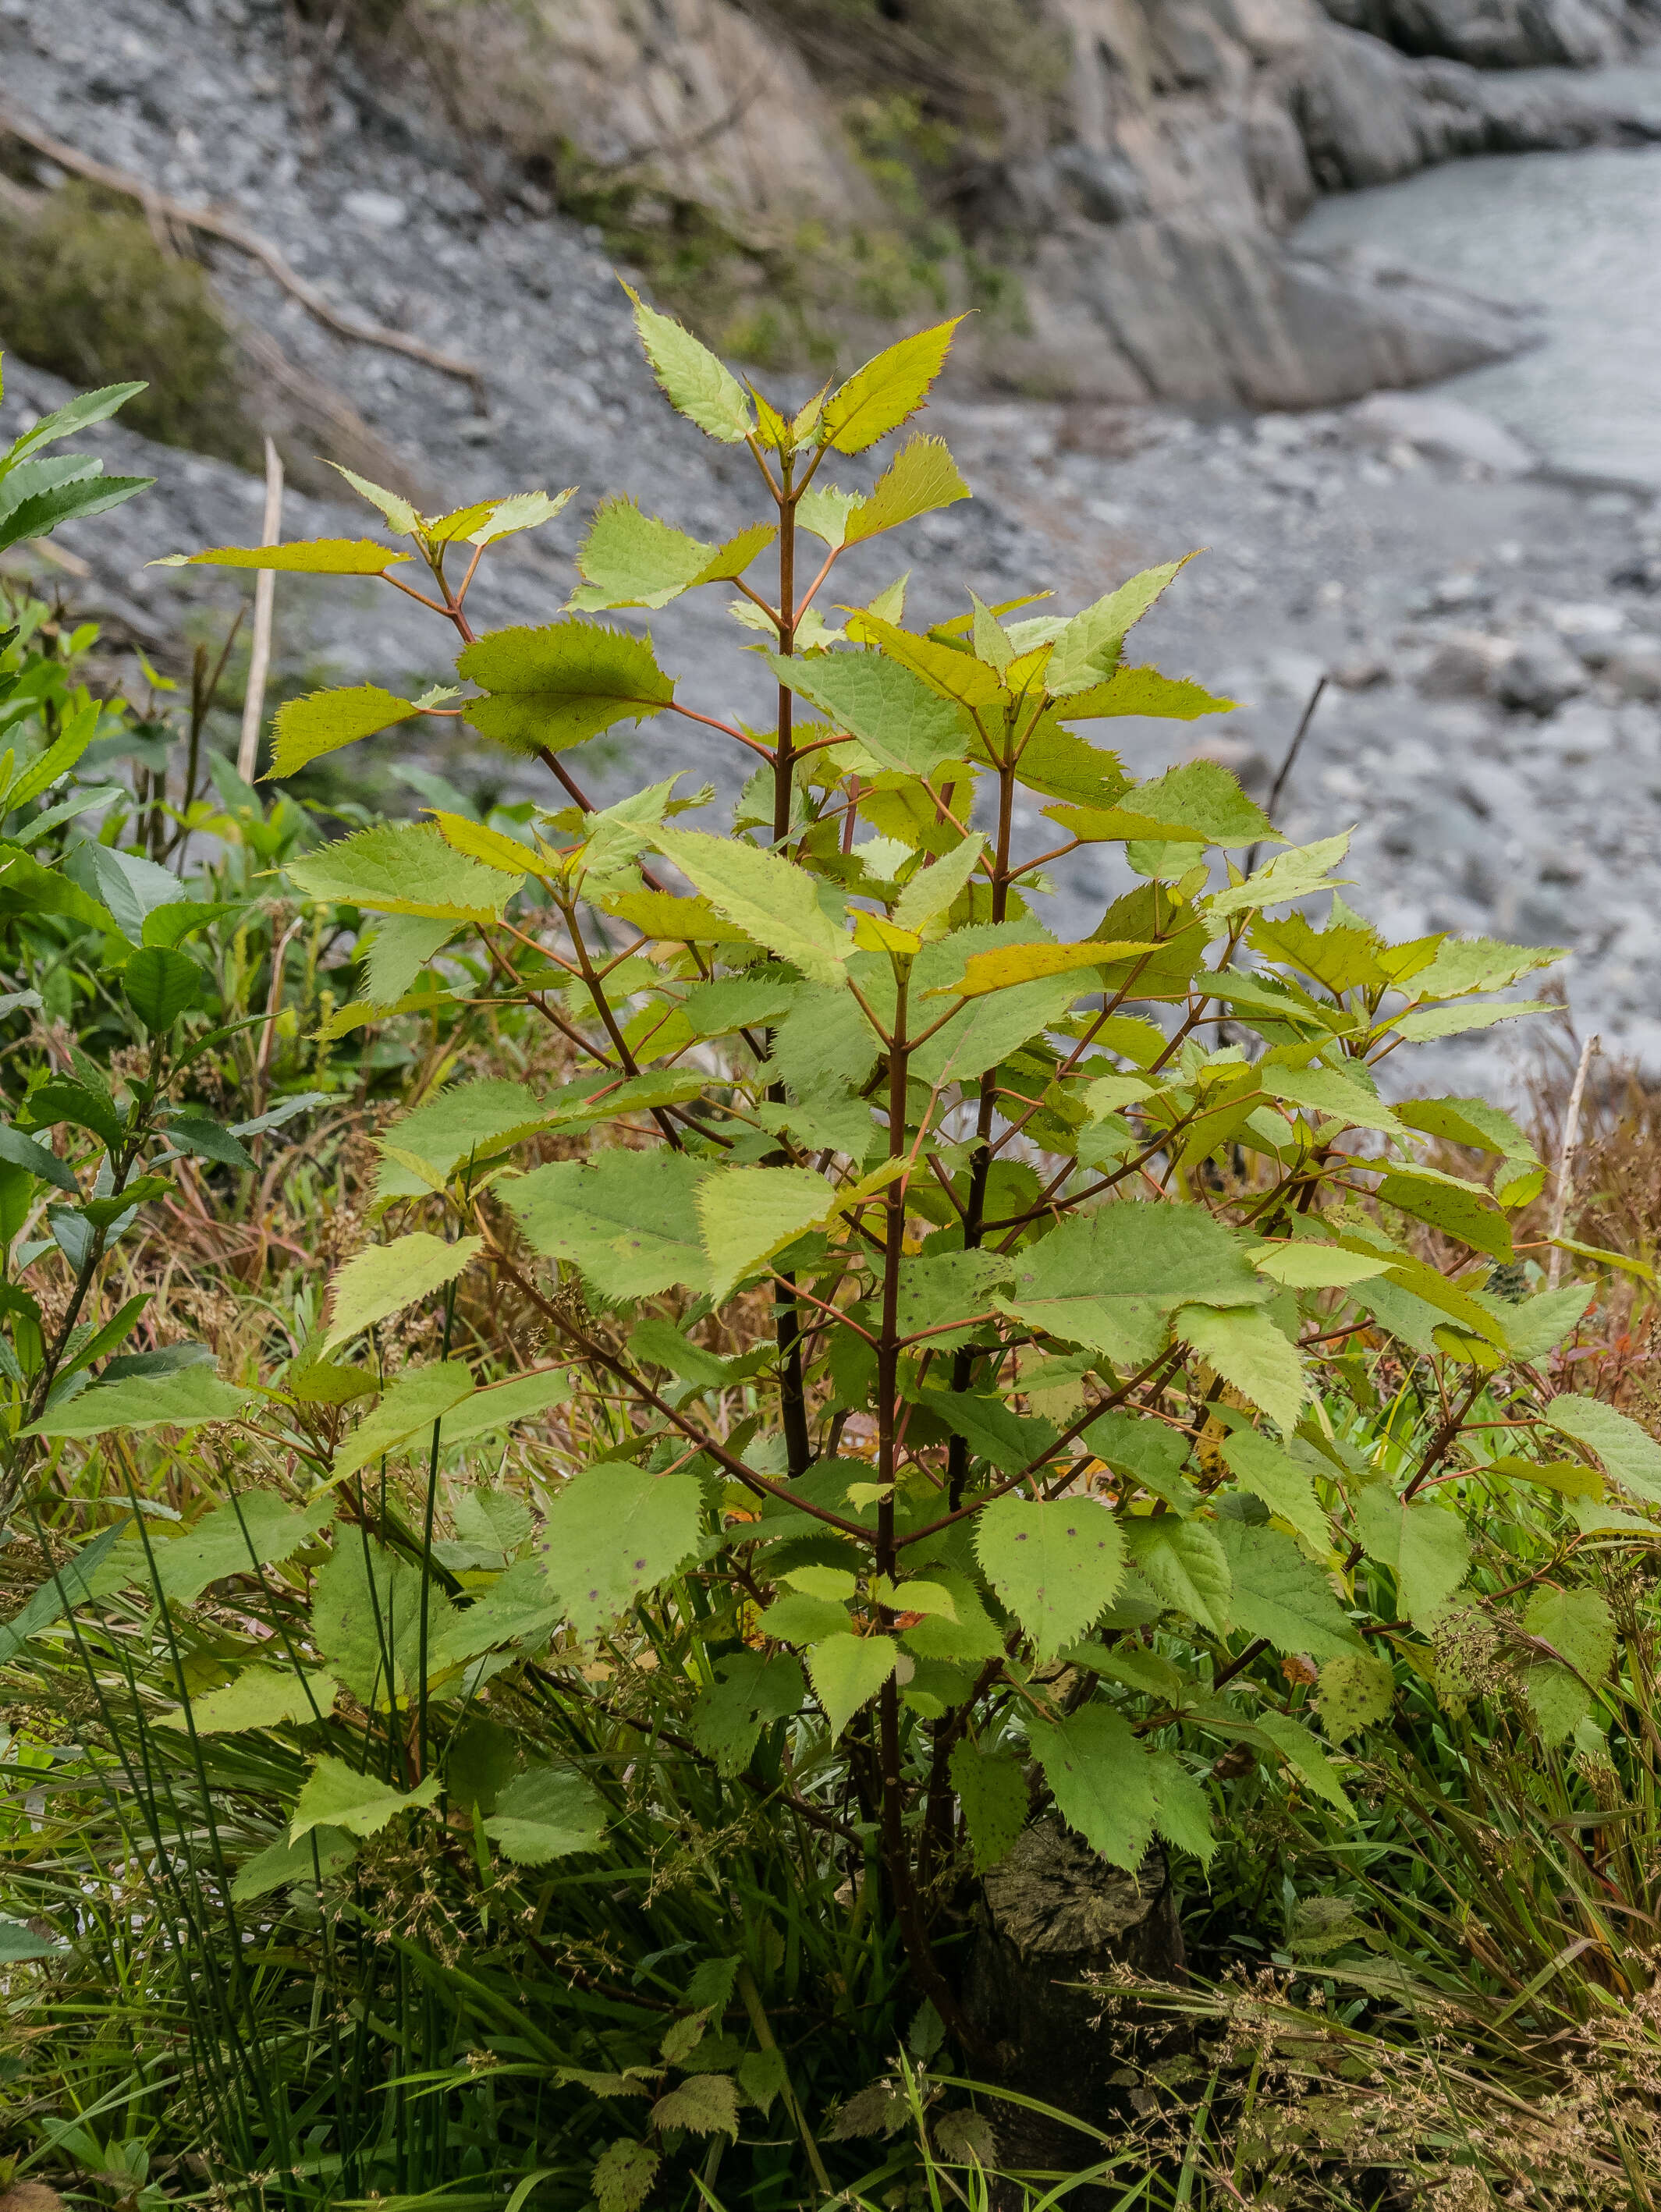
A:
[0,106,486,404]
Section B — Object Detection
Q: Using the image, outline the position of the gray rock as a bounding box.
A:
[1347,391,1536,473]
[1494,631,1589,712]
[1542,698,1620,759]
[1605,641,1661,700]
[1417,630,1513,696]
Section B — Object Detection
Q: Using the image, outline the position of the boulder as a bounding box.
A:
[1347,391,1536,474]
[1606,641,1661,700]
[1494,631,1589,713]
[1417,629,1515,696]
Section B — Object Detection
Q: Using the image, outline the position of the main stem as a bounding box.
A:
[769,451,811,1477]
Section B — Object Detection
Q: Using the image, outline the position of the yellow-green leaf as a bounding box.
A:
[843,434,969,544]
[821,318,965,453]
[624,284,753,444]
[428,810,538,878]
[150,538,409,574]
[458,621,676,753]
[653,828,847,987]
[288,822,513,924]
[268,685,422,779]
[1046,559,1195,693]
[321,1232,484,1353]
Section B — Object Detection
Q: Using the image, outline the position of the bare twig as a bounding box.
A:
[1547,1030,1600,1290]
[0,108,486,402]
[237,438,284,785]
[1245,674,1327,873]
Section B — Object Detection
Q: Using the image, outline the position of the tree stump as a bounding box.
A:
[962,1817,1186,2191]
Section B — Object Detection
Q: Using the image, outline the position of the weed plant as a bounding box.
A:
[0,323,1656,2212]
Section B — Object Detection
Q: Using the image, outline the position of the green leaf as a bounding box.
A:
[697,1163,843,1301]
[0,1123,77,1192]
[1394,1095,1537,1163]
[1176,1305,1306,1435]
[507,1150,711,1299]
[1492,1284,1595,1364]
[740,2048,788,2118]
[1207,833,1352,923]
[269,685,422,778]
[1253,1710,1354,1816]
[290,1754,442,1841]
[483,1764,609,1863]
[1250,1242,1391,1289]
[0,1522,129,1668]
[1545,1395,1661,1504]
[1258,1062,1402,1139]
[843,435,970,543]
[137,1490,333,1604]
[806,1632,898,1739]
[2,379,145,470]
[625,285,753,441]
[321,1231,483,1353]
[1524,1583,1614,1683]
[690,1652,807,1775]
[975,1494,1124,1661]
[821,319,964,452]
[592,2140,660,2212]
[311,1535,451,1705]
[933,939,1155,999]
[460,487,576,546]
[948,1740,1027,1871]
[769,650,974,780]
[1123,1519,1231,1634]
[24,1368,251,1439]
[1212,1520,1360,1659]
[0,1920,59,1962]
[1220,1430,1332,1555]
[1353,1489,1471,1624]
[569,498,719,611]
[1116,759,1273,848]
[1389,1001,1553,1044]
[1001,1203,1267,1369]
[289,822,512,924]
[159,1663,338,1734]
[1404,936,1563,1003]
[20,1076,122,1150]
[123,945,198,1032]
[650,2075,740,2139]
[326,463,421,536]
[152,538,409,574]
[362,914,456,1007]
[374,1076,551,1200]
[544,1461,703,1638]
[653,828,846,987]
[908,967,1082,1087]
[1375,1167,1512,1260]
[1315,1648,1395,1741]
[458,621,675,753]
[1052,665,1237,725]
[230,1824,357,1904]
[332,1361,477,1480]
[1045,559,1194,693]
[165,1113,255,1172]
[1027,1703,1156,1872]
[1145,1749,1217,1864]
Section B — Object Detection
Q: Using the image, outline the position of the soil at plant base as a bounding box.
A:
[5,0,1660,1097]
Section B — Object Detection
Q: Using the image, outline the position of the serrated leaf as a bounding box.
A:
[843,609,1007,710]
[483,1764,608,1863]
[1123,1519,1232,1634]
[1002,1203,1267,1369]
[650,2074,740,2139]
[1177,1304,1306,1435]
[769,650,974,778]
[1145,1749,1217,1864]
[797,486,864,548]
[290,1754,441,1841]
[1207,833,1353,923]
[1544,1397,1661,1504]
[1052,664,1237,725]
[331,1361,477,1480]
[231,1825,357,1903]
[1404,937,1563,1003]
[321,1231,483,1353]
[165,1112,254,1172]
[506,1150,711,1299]
[1213,1519,1359,1657]
[653,827,846,987]
[152,538,409,574]
[1250,1242,1391,1289]
[160,1663,338,1734]
[1315,1648,1395,1741]
[626,285,752,442]
[1220,1430,1332,1554]
[326,463,421,535]
[3,379,144,469]
[24,1369,250,1439]
[1027,1703,1156,1872]
[843,434,969,543]
[289,822,512,924]
[1353,1489,1471,1623]
[975,1494,1124,1661]
[1395,1095,1537,1163]
[132,1489,333,1604]
[696,1162,843,1300]
[592,2140,659,2212]
[892,831,986,936]
[948,1740,1027,1871]
[1376,1168,1511,1260]
[1493,1284,1595,1363]
[0,470,153,554]
[1046,560,1194,693]
[375,1076,549,1196]
[1253,1710,1354,1815]
[543,1461,703,1637]
[1258,1062,1402,1139]
[570,497,716,611]
[807,1632,898,1739]
[821,319,964,452]
[464,487,576,546]
[1389,1000,1553,1044]
[457,621,675,753]
[269,685,422,778]
[1524,1583,1614,1684]
[690,1652,807,1776]
[935,938,1156,998]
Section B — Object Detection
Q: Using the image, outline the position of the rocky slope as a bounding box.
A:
[4,0,1661,1094]
[406,0,1661,407]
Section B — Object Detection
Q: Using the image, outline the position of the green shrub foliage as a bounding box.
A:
[0,325,1650,2208]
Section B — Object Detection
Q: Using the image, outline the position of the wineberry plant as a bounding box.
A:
[4,318,1657,2212]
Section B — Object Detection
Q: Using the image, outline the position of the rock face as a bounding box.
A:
[963,1820,1186,2185]
[405,0,1661,408]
